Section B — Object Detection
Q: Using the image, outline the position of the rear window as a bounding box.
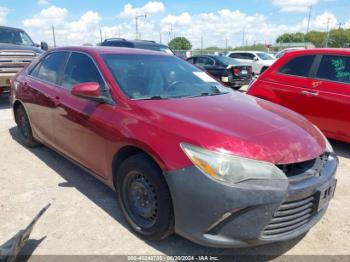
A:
[279,55,316,77]
[316,55,350,84]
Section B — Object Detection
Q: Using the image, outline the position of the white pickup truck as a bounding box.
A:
[0,26,48,95]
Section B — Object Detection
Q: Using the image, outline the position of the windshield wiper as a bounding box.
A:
[136,96,168,100]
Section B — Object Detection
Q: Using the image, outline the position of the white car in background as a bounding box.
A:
[274,47,306,59]
[226,51,276,75]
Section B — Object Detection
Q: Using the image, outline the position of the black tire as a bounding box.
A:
[116,154,174,241]
[15,106,40,148]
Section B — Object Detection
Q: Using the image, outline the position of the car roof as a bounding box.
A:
[103,38,168,47]
[0,25,25,32]
[51,46,172,56]
[283,48,350,56]
[228,51,264,54]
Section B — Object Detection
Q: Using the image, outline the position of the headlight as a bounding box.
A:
[325,137,334,153]
[180,143,286,184]
[313,125,334,153]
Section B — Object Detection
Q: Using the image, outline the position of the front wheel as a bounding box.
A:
[116,154,174,241]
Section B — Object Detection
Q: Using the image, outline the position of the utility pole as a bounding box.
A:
[159,31,162,44]
[135,14,147,40]
[225,38,228,51]
[306,6,312,35]
[337,22,344,29]
[242,29,245,47]
[51,25,56,48]
[201,35,203,54]
[99,24,103,43]
[325,16,331,47]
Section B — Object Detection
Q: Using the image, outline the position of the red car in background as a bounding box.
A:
[248,48,350,143]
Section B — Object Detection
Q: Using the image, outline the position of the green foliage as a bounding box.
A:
[276,33,305,43]
[277,28,350,48]
[233,44,267,51]
[305,31,326,47]
[168,37,192,50]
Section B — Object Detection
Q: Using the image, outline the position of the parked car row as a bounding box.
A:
[10,45,337,248]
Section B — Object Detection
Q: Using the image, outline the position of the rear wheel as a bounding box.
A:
[117,154,174,241]
[15,106,40,147]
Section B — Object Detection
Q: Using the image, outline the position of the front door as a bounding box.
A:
[304,54,350,141]
[52,52,114,178]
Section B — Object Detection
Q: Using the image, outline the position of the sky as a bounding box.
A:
[0,0,348,48]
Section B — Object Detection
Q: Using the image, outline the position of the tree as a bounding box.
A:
[305,31,326,47]
[168,37,192,50]
[276,33,305,43]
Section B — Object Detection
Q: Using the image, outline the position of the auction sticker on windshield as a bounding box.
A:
[193,72,216,82]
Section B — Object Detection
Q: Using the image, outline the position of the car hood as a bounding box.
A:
[0,43,43,54]
[135,92,326,165]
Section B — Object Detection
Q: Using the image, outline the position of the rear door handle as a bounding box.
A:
[301,91,319,96]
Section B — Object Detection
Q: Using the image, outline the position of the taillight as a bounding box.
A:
[233,68,240,76]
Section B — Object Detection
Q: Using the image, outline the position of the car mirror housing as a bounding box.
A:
[40,41,48,51]
[71,82,103,101]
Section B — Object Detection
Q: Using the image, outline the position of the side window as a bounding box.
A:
[279,55,316,77]
[229,53,241,59]
[187,58,194,64]
[33,52,67,84]
[316,55,350,84]
[62,52,105,90]
[241,53,255,60]
[196,57,214,66]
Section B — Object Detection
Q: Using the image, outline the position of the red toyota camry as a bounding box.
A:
[248,48,350,144]
[10,46,337,248]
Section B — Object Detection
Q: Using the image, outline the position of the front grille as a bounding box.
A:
[263,195,316,237]
[0,50,37,74]
[277,153,328,178]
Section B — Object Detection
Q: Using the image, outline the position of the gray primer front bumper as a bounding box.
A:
[164,154,338,248]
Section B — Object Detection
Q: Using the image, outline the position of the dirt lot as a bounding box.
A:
[0,94,350,258]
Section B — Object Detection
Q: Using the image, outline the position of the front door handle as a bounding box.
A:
[312,81,323,88]
[301,91,319,96]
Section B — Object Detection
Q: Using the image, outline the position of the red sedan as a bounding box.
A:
[10,46,337,248]
[248,48,350,143]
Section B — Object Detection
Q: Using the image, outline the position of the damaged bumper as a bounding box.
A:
[164,153,338,248]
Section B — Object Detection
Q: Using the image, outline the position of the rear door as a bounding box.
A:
[260,54,318,115]
[307,54,350,140]
[24,51,68,145]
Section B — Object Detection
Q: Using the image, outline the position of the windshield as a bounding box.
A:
[134,43,173,54]
[215,56,242,65]
[256,53,274,60]
[102,54,230,100]
[0,28,34,46]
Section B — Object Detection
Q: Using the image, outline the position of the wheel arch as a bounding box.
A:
[112,144,166,189]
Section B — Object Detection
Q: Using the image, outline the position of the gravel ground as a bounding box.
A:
[0,94,349,258]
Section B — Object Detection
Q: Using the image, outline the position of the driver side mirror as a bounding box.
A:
[40,41,48,51]
[71,82,108,103]
[253,57,259,62]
